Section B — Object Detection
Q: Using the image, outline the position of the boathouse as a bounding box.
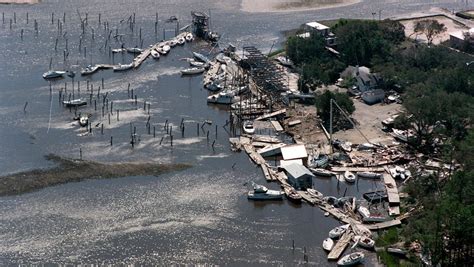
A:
[283,163,314,190]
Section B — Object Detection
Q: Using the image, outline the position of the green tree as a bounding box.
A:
[413,19,447,45]
[315,90,355,130]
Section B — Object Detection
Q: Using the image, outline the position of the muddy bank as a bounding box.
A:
[0,155,191,196]
[241,0,361,13]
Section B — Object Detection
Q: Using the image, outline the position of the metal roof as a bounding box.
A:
[281,144,307,160]
[283,163,314,179]
[279,159,303,168]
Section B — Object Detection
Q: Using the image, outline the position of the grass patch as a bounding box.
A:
[268,48,285,58]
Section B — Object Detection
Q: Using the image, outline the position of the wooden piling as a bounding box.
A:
[23,101,28,112]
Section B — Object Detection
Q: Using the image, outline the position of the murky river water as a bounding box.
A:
[0,0,470,265]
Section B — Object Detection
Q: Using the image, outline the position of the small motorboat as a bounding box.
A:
[276,56,294,67]
[337,252,365,266]
[207,92,235,105]
[322,238,334,252]
[63,98,87,107]
[181,67,205,75]
[215,53,232,64]
[344,171,356,183]
[189,60,207,68]
[42,70,66,79]
[177,37,186,45]
[357,172,382,179]
[329,224,350,239]
[242,121,255,135]
[309,168,335,177]
[357,206,371,218]
[113,63,133,72]
[80,65,99,76]
[306,188,323,198]
[111,48,126,53]
[247,183,284,201]
[284,187,302,203]
[323,196,338,206]
[150,49,160,59]
[353,235,375,250]
[185,33,194,42]
[126,47,142,54]
[205,81,223,92]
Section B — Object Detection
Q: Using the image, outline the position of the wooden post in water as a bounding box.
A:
[110,136,113,146]
[117,110,119,121]
[197,123,199,136]
[23,101,28,112]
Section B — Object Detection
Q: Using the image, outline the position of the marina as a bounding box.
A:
[0,0,472,266]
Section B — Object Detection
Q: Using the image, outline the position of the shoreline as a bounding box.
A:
[0,0,39,4]
[241,0,361,13]
[0,154,191,196]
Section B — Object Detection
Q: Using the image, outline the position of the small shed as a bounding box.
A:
[283,163,314,190]
[281,144,308,161]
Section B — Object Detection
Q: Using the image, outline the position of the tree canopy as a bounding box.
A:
[315,90,355,130]
[413,19,447,45]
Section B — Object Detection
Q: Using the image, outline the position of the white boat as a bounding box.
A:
[389,166,411,180]
[162,45,171,54]
[168,40,178,47]
[207,92,235,104]
[79,115,88,127]
[242,121,255,135]
[42,70,66,79]
[111,48,126,53]
[276,56,293,67]
[309,168,335,177]
[80,65,99,75]
[205,81,224,92]
[150,49,160,59]
[189,60,207,68]
[322,238,334,252]
[113,63,134,72]
[177,37,186,45]
[307,188,323,198]
[357,206,371,218]
[353,235,375,250]
[63,98,87,107]
[340,142,352,152]
[126,47,142,54]
[181,67,205,75]
[329,224,350,239]
[357,172,382,179]
[392,128,415,143]
[337,252,365,266]
[185,33,194,42]
[344,171,356,183]
[247,184,284,200]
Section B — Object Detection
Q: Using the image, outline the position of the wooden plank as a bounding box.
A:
[365,219,401,230]
[260,163,272,181]
[288,120,301,127]
[255,109,286,121]
[270,120,284,132]
[297,190,321,205]
[383,167,400,205]
[330,166,385,172]
[328,231,353,260]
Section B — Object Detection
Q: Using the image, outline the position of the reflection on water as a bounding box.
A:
[0,0,470,265]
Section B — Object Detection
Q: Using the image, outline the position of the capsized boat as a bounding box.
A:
[42,70,66,79]
[181,67,205,75]
[284,187,302,203]
[353,235,375,250]
[242,121,255,135]
[337,252,365,266]
[309,168,335,177]
[150,49,160,59]
[80,65,99,76]
[329,224,350,239]
[357,171,382,179]
[113,63,134,72]
[193,51,210,63]
[126,47,142,54]
[322,237,334,252]
[63,98,87,107]
[344,171,356,183]
[247,184,284,200]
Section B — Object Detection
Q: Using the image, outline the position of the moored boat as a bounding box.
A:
[111,48,126,53]
[357,172,382,179]
[80,65,99,75]
[353,235,375,250]
[306,188,323,198]
[42,70,66,79]
[177,37,186,45]
[181,67,205,75]
[207,92,235,105]
[242,121,255,135]
[113,63,134,72]
[284,187,302,203]
[185,33,194,42]
[193,51,210,63]
[309,168,335,177]
[189,59,207,68]
[329,224,350,239]
[63,98,87,107]
[337,252,365,266]
[322,237,334,252]
[150,49,160,59]
[344,171,356,183]
[247,184,284,200]
[126,47,142,54]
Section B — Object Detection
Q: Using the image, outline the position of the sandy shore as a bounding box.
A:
[0,155,191,196]
[241,0,361,13]
[0,0,39,4]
